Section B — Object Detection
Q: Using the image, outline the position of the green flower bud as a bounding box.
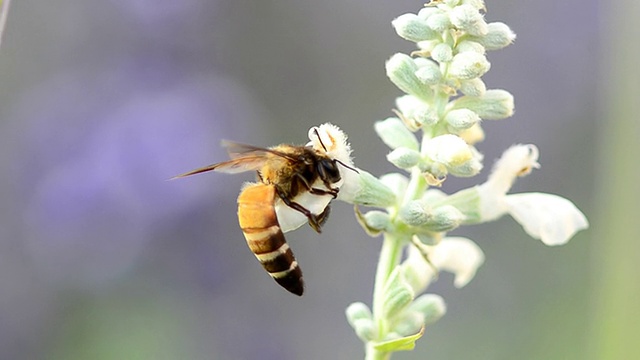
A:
[409,294,446,325]
[399,200,433,227]
[383,270,415,319]
[387,147,422,169]
[346,302,376,341]
[396,95,439,127]
[392,310,424,337]
[386,53,432,99]
[445,108,481,131]
[374,117,420,150]
[431,43,453,63]
[425,12,451,32]
[362,210,391,232]
[477,22,516,50]
[415,58,442,85]
[449,52,491,80]
[457,40,486,54]
[450,4,488,36]
[346,301,373,323]
[460,78,487,97]
[423,205,465,232]
[392,13,438,42]
[417,7,440,21]
[451,89,514,120]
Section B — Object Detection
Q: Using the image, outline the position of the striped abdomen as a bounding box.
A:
[237,183,304,296]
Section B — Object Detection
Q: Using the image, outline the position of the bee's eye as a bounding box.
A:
[318,160,341,183]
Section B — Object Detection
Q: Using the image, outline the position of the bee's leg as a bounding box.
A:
[275,187,323,233]
[316,205,331,227]
[309,187,339,199]
[294,173,339,198]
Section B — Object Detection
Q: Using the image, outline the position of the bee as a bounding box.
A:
[174,129,356,296]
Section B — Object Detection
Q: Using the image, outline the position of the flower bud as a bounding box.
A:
[392,310,424,336]
[387,147,422,169]
[399,200,433,227]
[450,4,488,36]
[346,302,376,342]
[449,52,491,80]
[396,95,439,127]
[417,7,440,21]
[386,53,432,99]
[460,78,487,97]
[346,302,372,323]
[431,43,453,63]
[445,108,481,131]
[414,58,442,85]
[374,117,420,150]
[392,13,438,42]
[457,40,486,54]
[451,89,514,120]
[423,134,473,170]
[409,294,446,325]
[383,270,415,319]
[425,12,451,32]
[477,22,516,50]
[423,205,465,232]
[362,210,391,232]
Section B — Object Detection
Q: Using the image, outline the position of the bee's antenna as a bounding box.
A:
[336,159,359,174]
[313,128,328,152]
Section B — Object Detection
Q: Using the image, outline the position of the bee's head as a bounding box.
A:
[317,157,342,184]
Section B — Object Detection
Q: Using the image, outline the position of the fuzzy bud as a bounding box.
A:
[414,58,442,85]
[451,89,514,120]
[444,108,481,131]
[375,117,420,150]
[387,147,422,169]
[409,294,446,325]
[366,210,391,230]
[477,22,516,50]
[346,302,376,342]
[386,53,432,99]
[460,78,487,97]
[396,95,439,127]
[449,52,491,80]
[449,4,488,36]
[399,200,433,227]
[431,43,453,63]
[425,12,451,32]
[392,13,438,42]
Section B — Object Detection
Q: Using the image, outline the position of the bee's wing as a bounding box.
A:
[172,141,295,179]
[172,157,268,178]
[222,140,297,161]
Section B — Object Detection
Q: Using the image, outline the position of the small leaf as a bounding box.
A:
[372,326,425,352]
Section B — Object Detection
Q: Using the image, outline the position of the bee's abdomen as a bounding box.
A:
[237,184,304,296]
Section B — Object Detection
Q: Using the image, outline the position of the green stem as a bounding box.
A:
[367,232,403,360]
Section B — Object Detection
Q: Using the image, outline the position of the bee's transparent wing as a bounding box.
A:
[172,141,295,179]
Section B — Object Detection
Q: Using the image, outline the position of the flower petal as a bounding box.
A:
[505,192,589,246]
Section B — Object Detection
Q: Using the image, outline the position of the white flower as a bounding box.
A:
[504,193,589,246]
[402,236,485,294]
[478,144,589,245]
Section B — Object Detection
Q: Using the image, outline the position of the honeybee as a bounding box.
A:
[174,127,356,296]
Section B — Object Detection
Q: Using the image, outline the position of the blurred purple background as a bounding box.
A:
[0,0,612,359]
